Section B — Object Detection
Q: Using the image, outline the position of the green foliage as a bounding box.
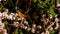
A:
[58,0,60,3]
[0,4,3,12]
[50,30,55,34]
[19,29,23,34]
[32,0,37,3]
[49,6,56,15]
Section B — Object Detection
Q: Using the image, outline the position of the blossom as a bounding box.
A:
[0,21,5,29]
[37,25,42,29]
[31,28,35,33]
[0,0,1,1]
[32,24,36,28]
[49,14,53,19]
[41,32,44,34]
[50,27,53,30]
[24,21,28,25]
[7,14,13,20]
[22,26,27,30]
[27,28,31,31]
[18,18,22,21]
[57,3,60,7]
[2,12,8,19]
[55,18,58,23]
[13,22,19,27]
[15,13,18,17]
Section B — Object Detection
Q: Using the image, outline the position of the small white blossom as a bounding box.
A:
[7,15,13,20]
[24,21,28,25]
[31,28,35,33]
[42,14,46,18]
[0,0,1,1]
[27,28,31,31]
[37,25,42,29]
[15,13,18,17]
[49,14,53,19]
[22,26,27,30]
[55,18,58,23]
[13,17,16,20]
[18,18,21,21]
[46,18,49,23]
[13,22,19,27]
[0,22,5,29]
[2,12,8,19]
[50,27,53,30]
[57,3,60,7]
[32,24,36,28]
[41,32,44,34]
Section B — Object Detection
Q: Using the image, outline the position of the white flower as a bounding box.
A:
[57,3,60,7]
[4,33,8,34]
[13,17,16,20]
[49,14,52,19]
[46,18,49,23]
[13,22,19,27]
[31,28,35,33]
[55,18,58,23]
[41,32,44,34]
[18,18,21,21]
[0,22,5,29]
[55,15,57,17]
[2,12,8,19]
[50,27,53,30]
[0,0,1,1]
[7,15,13,20]
[42,14,46,18]
[15,13,18,17]
[22,26,27,30]
[24,21,28,25]
[27,28,31,31]
[37,25,42,29]
[11,13,14,16]
[32,24,36,28]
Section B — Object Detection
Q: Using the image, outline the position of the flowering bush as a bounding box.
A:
[0,0,60,34]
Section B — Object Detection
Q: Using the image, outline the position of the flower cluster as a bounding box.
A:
[0,7,60,34]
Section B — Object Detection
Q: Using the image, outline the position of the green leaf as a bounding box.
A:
[58,0,60,4]
[0,4,3,12]
[32,0,37,3]
[50,30,55,34]
[49,6,56,15]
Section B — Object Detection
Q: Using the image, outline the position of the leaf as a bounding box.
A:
[50,30,55,34]
[0,4,3,12]
[58,0,60,4]
[32,0,37,3]
[49,6,56,15]
[19,29,23,34]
